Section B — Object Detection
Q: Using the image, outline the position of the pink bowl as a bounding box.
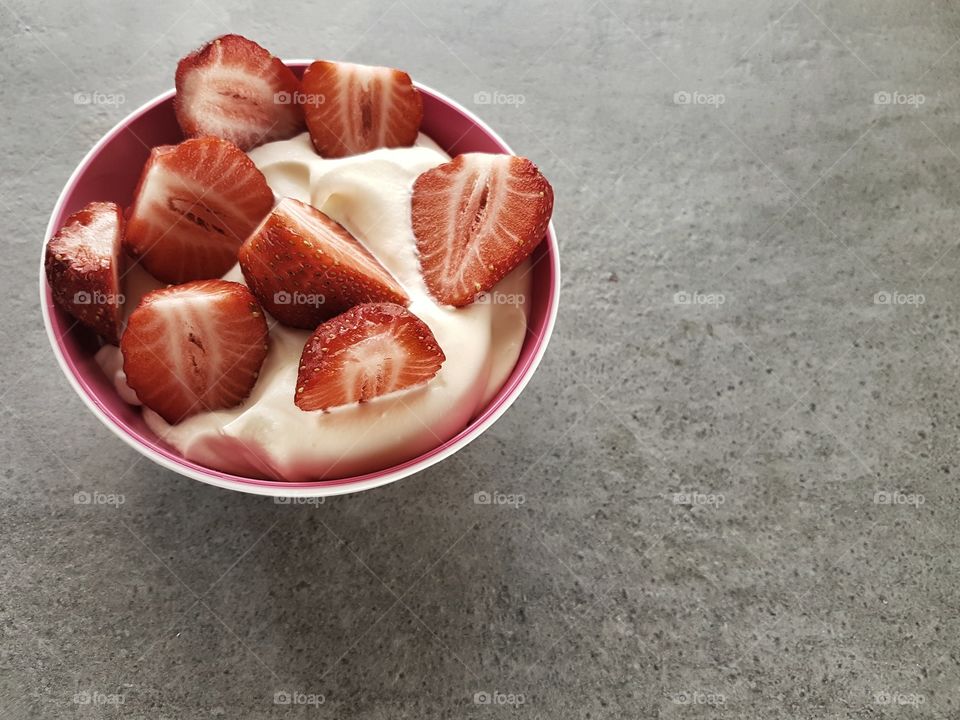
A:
[39,61,560,497]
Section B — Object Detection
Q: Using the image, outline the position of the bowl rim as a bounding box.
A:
[39,61,560,497]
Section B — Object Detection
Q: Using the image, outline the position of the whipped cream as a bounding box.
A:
[96,133,530,481]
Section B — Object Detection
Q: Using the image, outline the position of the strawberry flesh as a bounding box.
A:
[45,201,125,344]
[120,280,269,424]
[125,136,275,285]
[238,198,408,329]
[412,153,553,306]
[175,34,305,151]
[301,60,422,158]
[295,303,444,412]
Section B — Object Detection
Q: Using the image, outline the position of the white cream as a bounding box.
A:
[96,133,530,481]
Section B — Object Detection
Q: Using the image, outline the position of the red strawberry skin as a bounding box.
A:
[125,137,275,285]
[238,198,409,329]
[175,34,305,151]
[120,280,269,424]
[45,201,125,344]
[301,60,422,158]
[295,303,444,412]
[412,153,553,307]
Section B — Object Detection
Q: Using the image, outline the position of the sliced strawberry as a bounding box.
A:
[412,153,553,306]
[45,201,125,344]
[125,136,275,285]
[295,303,444,411]
[120,280,269,424]
[238,198,408,329]
[301,60,422,158]
[174,34,305,151]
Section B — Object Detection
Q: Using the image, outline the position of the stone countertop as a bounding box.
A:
[2,1,958,718]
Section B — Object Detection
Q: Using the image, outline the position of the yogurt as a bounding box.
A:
[96,133,530,481]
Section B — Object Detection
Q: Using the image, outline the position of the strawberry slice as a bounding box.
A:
[120,280,269,424]
[301,60,422,158]
[175,34,305,151]
[238,198,408,329]
[125,136,275,285]
[295,303,444,411]
[45,201,125,344]
[412,153,553,307]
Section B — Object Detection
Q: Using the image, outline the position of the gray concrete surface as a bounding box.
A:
[2,0,960,717]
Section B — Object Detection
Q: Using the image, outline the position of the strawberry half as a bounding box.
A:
[295,303,444,412]
[125,136,275,285]
[175,34,305,151]
[238,198,408,329]
[45,201,125,344]
[120,280,269,424]
[301,60,422,158]
[412,153,553,306]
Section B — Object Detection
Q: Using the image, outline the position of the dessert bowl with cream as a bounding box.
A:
[40,43,559,497]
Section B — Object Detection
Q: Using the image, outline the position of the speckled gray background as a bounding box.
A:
[2,0,960,718]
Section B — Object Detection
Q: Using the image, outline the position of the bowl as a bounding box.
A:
[39,60,560,497]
